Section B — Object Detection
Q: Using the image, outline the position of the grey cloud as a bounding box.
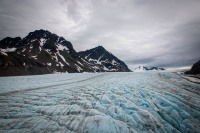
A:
[126,58,156,65]
[0,0,200,70]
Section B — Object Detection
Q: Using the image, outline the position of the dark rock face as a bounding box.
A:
[0,29,94,76]
[0,30,131,76]
[0,37,21,49]
[148,67,165,71]
[20,29,76,56]
[185,60,200,75]
[78,46,131,72]
[0,52,51,76]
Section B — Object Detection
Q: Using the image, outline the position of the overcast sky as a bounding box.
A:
[0,0,200,69]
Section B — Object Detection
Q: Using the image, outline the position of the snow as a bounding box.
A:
[85,53,91,59]
[112,59,117,65]
[40,38,46,47]
[0,48,17,52]
[57,44,68,51]
[134,66,146,72]
[57,52,69,65]
[31,55,37,59]
[98,56,103,61]
[59,62,64,68]
[0,72,199,132]
[47,63,51,66]
[88,58,102,65]
[92,66,100,71]
[103,66,109,71]
[77,61,83,66]
[31,39,37,42]
[48,52,59,65]
[0,51,8,56]
[39,46,41,51]
[88,58,94,62]
[134,66,165,72]
[22,49,26,52]
[75,64,83,72]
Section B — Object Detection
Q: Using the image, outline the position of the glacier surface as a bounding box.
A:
[0,72,200,133]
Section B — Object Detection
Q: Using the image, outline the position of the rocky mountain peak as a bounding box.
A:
[25,29,51,39]
[78,46,131,72]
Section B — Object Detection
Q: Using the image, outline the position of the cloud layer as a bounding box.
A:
[0,0,200,69]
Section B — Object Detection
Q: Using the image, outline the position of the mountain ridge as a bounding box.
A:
[0,29,131,76]
[78,46,131,72]
[134,66,165,72]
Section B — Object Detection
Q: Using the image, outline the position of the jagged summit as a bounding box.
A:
[78,46,131,72]
[18,29,77,55]
[85,45,107,53]
[94,45,106,50]
[27,29,51,37]
[25,29,61,42]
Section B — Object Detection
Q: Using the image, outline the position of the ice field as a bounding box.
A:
[0,72,200,133]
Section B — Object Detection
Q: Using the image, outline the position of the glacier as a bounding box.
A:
[0,72,200,133]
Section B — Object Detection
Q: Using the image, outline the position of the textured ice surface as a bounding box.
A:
[0,72,200,133]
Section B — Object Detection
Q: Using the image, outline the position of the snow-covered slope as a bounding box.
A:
[134,66,165,72]
[78,46,131,72]
[0,72,199,132]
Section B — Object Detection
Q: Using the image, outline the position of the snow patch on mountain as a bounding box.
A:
[0,48,17,52]
[0,51,8,56]
[134,66,148,72]
[57,52,69,65]
[57,44,68,51]
[47,63,51,66]
[40,38,46,46]
[134,66,165,72]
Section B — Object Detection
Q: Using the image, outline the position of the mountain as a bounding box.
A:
[0,29,94,76]
[148,67,165,71]
[185,60,200,75]
[78,46,131,72]
[134,66,165,72]
[134,66,149,72]
[0,29,131,76]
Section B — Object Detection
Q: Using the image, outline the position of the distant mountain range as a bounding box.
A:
[134,66,165,72]
[0,29,131,76]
